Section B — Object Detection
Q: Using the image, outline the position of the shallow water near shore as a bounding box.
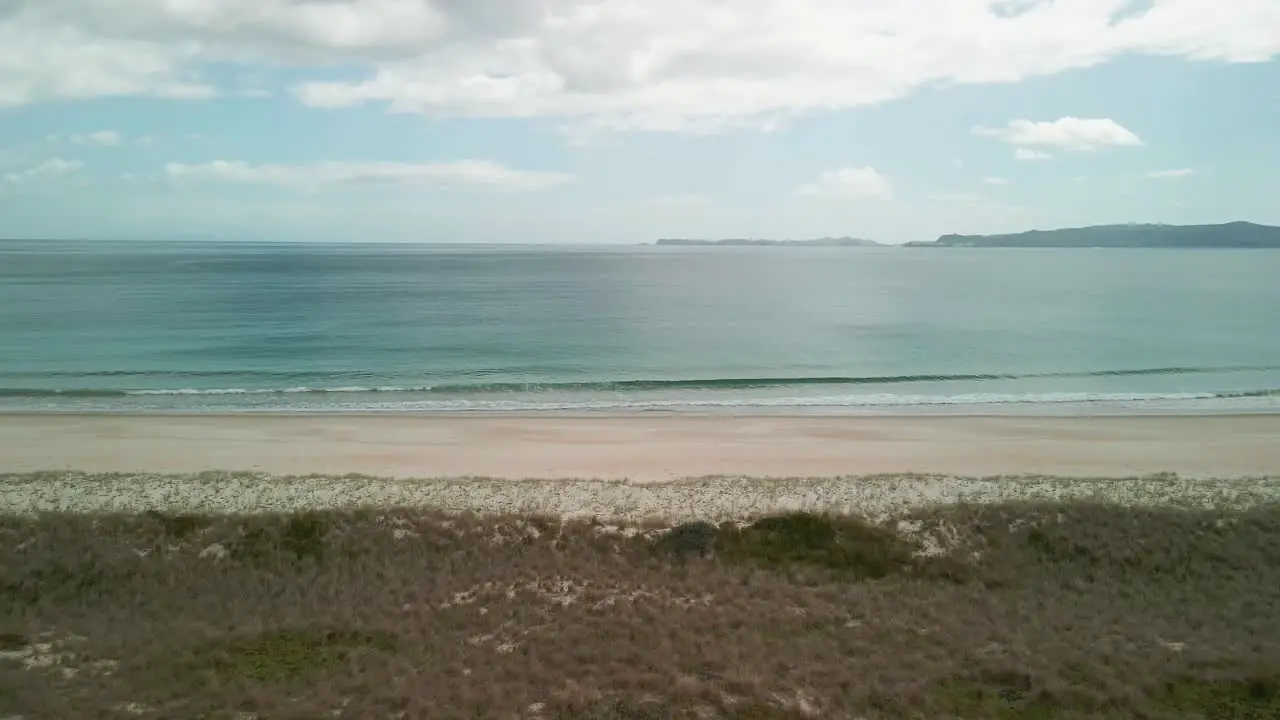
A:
[4,240,1280,414]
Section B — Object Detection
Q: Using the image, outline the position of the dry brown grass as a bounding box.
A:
[2,501,1280,719]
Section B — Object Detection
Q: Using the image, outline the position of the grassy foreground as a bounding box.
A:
[2,501,1280,719]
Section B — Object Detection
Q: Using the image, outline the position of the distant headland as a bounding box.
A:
[903,221,1280,248]
[652,237,883,247]
[649,222,1280,248]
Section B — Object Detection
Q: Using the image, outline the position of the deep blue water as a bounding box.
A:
[2,240,1279,414]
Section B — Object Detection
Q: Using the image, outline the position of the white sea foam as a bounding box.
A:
[113,387,1220,405]
[8,386,1278,415]
[129,386,435,395]
[377,391,1225,411]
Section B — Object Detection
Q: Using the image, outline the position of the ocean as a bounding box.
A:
[2,239,1278,415]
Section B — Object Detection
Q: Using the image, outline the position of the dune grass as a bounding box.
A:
[2,498,1280,718]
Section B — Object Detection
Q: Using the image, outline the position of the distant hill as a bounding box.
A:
[903,222,1280,248]
[654,237,883,247]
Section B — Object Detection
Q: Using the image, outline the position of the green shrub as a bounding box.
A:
[719,512,914,579]
[143,510,210,539]
[657,521,718,558]
[215,628,396,682]
[1158,676,1280,719]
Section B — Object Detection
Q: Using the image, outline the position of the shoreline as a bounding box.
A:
[3,393,1277,417]
[4,403,1280,418]
[3,413,1279,482]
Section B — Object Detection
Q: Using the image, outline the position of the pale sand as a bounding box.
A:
[2,414,1279,519]
[3,414,1279,481]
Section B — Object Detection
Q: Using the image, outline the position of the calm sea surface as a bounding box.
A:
[2,240,1278,414]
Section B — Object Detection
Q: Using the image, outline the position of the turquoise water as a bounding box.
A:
[2,240,1279,414]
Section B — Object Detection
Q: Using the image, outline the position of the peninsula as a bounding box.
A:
[904,221,1280,248]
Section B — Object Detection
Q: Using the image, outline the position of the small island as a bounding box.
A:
[904,221,1280,248]
[653,237,883,247]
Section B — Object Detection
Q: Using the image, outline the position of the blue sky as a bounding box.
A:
[1,0,1278,244]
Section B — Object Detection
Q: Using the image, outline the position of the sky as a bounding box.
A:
[0,0,1278,244]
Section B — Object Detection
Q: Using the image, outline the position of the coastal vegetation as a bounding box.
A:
[3,495,1279,718]
[903,221,1280,248]
[652,222,1280,249]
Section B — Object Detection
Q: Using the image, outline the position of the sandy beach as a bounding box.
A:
[1,413,1279,517]
[4,413,1280,481]
[5,415,1280,718]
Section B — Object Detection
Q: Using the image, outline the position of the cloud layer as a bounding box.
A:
[70,131,123,147]
[1146,168,1195,179]
[2,0,1278,131]
[975,117,1143,151]
[163,159,573,191]
[3,158,85,185]
[1014,148,1055,161]
[796,167,893,201]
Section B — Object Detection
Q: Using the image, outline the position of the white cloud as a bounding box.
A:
[70,130,123,147]
[926,191,987,203]
[646,193,711,208]
[796,167,893,201]
[1,1,1279,131]
[983,176,1010,185]
[163,159,573,191]
[3,158,85,185]
[974,117,1142,151]
[1146,168,1194,179]
[1015,148,1054,161]
[0,22,213,107]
